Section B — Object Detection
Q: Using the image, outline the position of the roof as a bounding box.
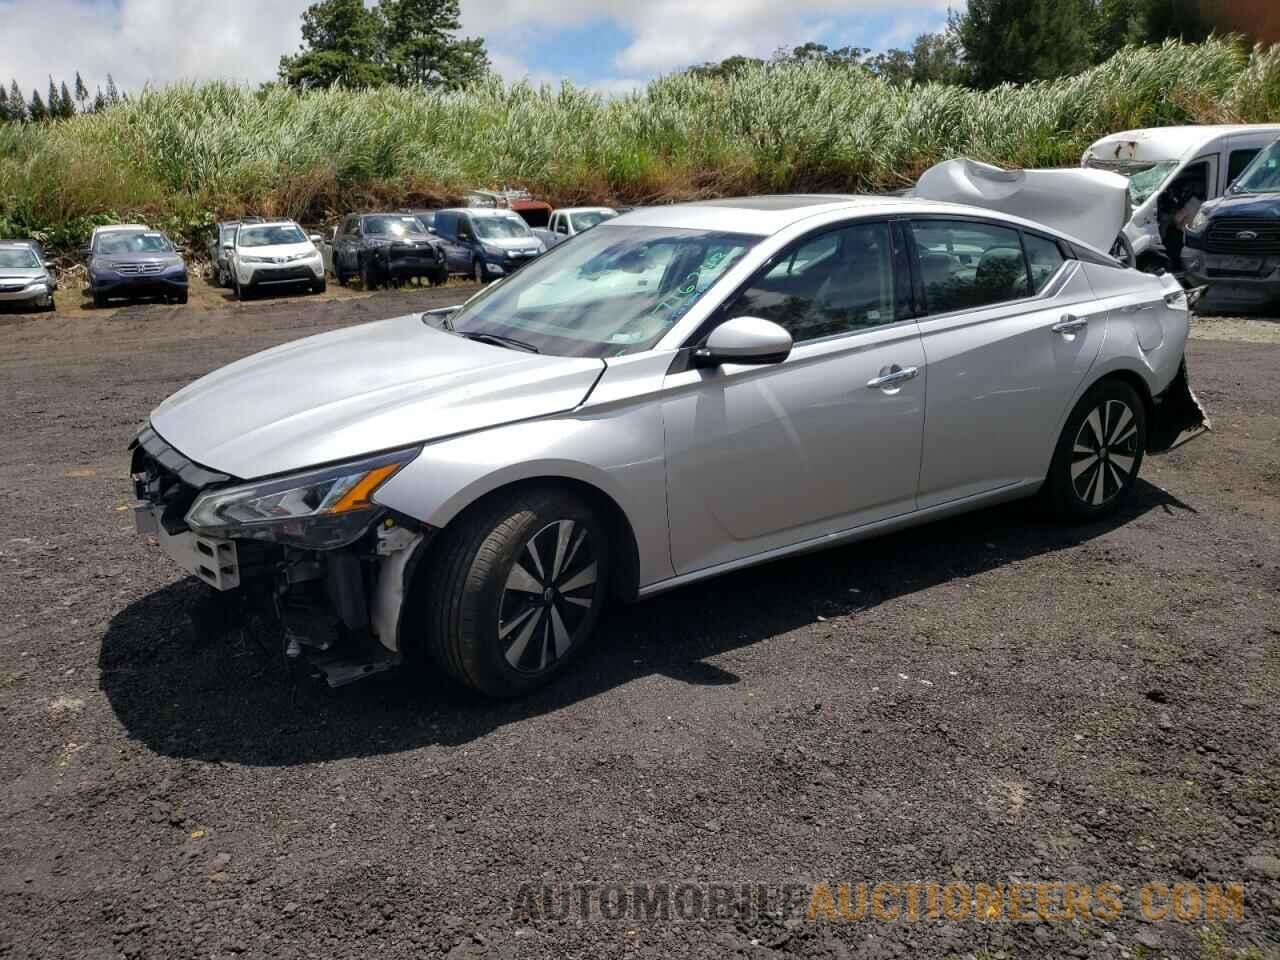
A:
[557,206,617,214]
[0,239,38,247]
[95,223,151,233]
[1085,124,1280,164]
[606,193,1109,248]
[439,207,526,218]
[612,195,920,235]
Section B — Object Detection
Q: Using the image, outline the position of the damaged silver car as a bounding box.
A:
[131,195,1208,698]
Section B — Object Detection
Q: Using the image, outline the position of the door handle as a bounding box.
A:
[1051,314,1088,334]
[866,365,919,389]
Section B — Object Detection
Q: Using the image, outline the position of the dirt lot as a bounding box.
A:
[0,290,1277,960]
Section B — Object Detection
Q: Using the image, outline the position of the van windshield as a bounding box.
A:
[472,216,532,240]
[1084,159,1180,207]
[1228,141,1280,194]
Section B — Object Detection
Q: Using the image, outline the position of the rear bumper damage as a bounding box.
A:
[1148,359,1211,453]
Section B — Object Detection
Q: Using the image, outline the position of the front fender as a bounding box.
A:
[372,405,675,587]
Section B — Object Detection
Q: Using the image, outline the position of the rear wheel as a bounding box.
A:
[1047,379,1146,520]
[93,291,108,308]
[415,488,610,698]
[361,258,378,291]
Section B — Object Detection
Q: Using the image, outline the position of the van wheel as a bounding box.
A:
[1046,379,1146,520]
[416,488,610,698]
[473,259,487,284]
[361,259,378,291]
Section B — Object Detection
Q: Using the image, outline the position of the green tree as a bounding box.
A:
[0,86,9,123]
[1091,0,1209,61]
[866,29,964,85]
[7,81,25,121]
[28,89,47,122]
[686,55,767,80]
[92,87,106,113]
[74,72,89,112]
[47,76,59,117]
[105,74,120,105]
[380,0,489,89]
[279,0,389,89]
[59,81,75,117]
[957,0,1095,87]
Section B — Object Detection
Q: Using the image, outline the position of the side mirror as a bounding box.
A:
[222,243,234,252]
[309,233,323,244]
[695,316,792,367]
[80,247,92,259]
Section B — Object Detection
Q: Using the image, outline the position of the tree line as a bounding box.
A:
[0,0,1226,123]
[691,0,1214,88]
[1,73,125,123]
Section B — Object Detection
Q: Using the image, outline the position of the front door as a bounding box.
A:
[662,220,927,575]
[907,218,1106,508]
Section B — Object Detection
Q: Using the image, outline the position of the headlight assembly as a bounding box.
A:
[185,447,420,549]
[1186,209,1210,234]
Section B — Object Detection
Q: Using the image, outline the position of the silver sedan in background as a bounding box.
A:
[131,195,1207,697]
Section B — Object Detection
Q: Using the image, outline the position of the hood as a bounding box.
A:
[478,236,541,252]
[149,313,605,480]
[96,250,183,266]
[237,241,315,258]
[0,266,45,283]
[1197,193,1280,220]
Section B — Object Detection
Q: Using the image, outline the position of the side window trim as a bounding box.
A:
[682,217,908,348]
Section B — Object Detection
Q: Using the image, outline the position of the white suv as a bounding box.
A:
[225,220,326,300]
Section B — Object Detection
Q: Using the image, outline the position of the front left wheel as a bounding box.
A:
[415,488,610,698]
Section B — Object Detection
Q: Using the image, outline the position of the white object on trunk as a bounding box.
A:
[913,158,1130,254]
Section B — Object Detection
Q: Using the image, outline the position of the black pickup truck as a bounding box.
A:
[326,213,448,289]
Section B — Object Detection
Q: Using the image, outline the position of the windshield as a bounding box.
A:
[0,248,39,269]
[1229,141,1280,194]
[364,215,429,238]
[444,225,758,358]
[472,216,532,240]
[570,210,617,232]
[238,224,307,247]
[95,232,172,255]
[1085,159,1180,207]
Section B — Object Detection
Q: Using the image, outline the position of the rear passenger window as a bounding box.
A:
[729,221,901,341]
[1022,234,1065,293]
[911,221,1029,314]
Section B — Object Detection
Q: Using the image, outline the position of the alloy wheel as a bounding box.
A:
[1071,398,1139,506]
[497,519,597,673]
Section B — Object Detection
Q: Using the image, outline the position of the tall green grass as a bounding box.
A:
[3,37,1279,251]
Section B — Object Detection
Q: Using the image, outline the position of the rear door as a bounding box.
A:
[908,218,1106,508]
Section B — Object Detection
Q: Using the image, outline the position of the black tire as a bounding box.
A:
[1046,378,1147,520]
[360,257,378,291]
[93,291,108,308]
[335,263,348,287]
[43,295,55,313]
[235,276,249,301]
[473,259,487,284]
[311,277,327,295]
[415,487,610,698]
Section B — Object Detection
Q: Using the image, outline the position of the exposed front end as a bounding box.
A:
[129,425,428,686]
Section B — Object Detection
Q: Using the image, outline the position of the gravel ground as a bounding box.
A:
[0,292,1277,960]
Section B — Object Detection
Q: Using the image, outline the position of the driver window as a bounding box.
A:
[729,222,899,341]
[554,216,568,234]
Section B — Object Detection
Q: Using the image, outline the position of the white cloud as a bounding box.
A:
[463,0,957,77]
[0,0,965,99]
[0,0,306,96]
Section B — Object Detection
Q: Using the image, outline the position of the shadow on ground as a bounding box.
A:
[100,480,1195,766]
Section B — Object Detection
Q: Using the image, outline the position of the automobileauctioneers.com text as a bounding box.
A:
[512,881,1247,924]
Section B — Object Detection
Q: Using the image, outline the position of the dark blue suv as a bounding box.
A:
[86,228,189,307]
[432,209,545,283]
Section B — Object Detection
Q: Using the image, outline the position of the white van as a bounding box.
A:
[1082,124,1280,271]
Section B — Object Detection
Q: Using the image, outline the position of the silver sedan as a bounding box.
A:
[131,196,1207,697]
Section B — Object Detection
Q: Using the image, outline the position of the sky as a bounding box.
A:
[0,0,957,100]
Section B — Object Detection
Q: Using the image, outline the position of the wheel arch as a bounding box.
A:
[409,474,642,605]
